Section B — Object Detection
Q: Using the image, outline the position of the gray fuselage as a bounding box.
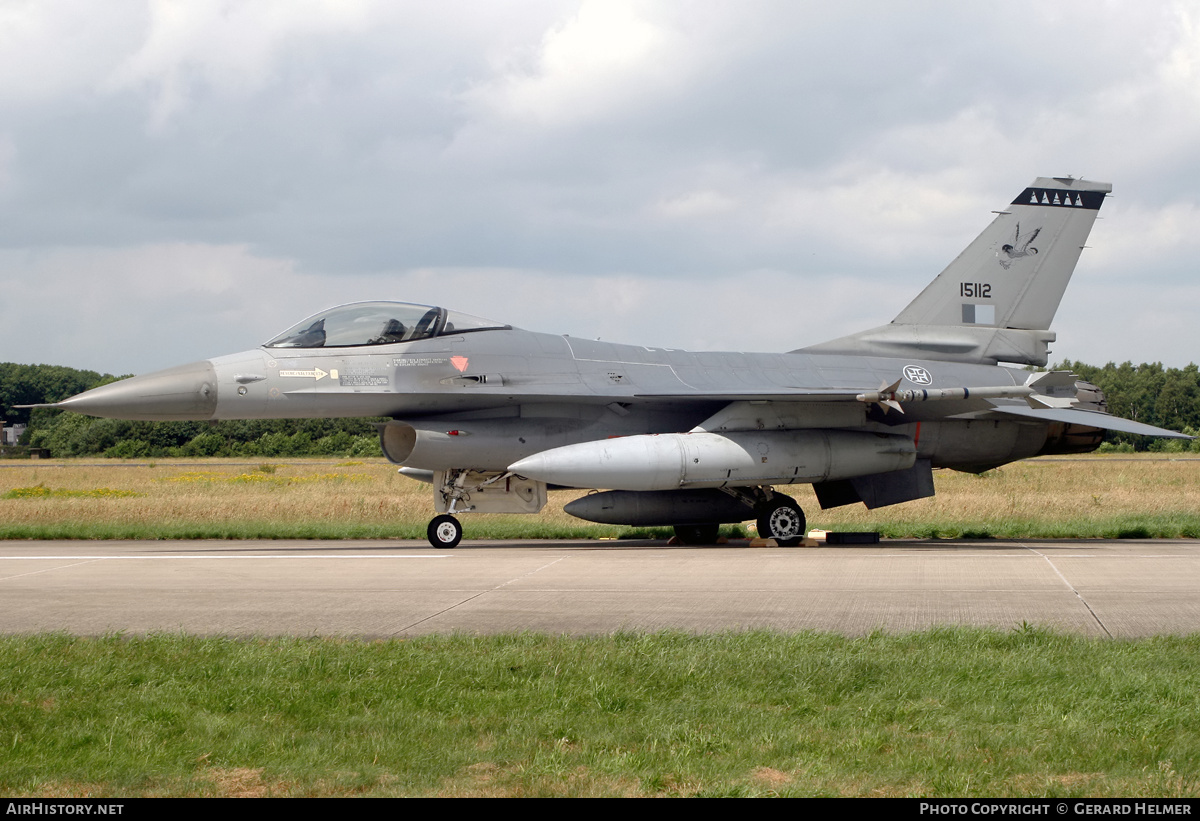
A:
[179,327,1067,475]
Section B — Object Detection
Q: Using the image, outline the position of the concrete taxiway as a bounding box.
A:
[2,539,1199,638]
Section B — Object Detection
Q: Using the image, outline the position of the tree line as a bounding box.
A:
[1055,360,1200,452]
[2,360,1198,458]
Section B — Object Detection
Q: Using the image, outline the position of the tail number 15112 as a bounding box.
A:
[960,283,991,298]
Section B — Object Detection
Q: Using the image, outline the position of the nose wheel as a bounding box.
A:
[756,494,806,547]
[427,514,463,549]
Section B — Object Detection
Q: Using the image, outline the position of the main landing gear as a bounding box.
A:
[669,490,807,547]
[421,478,807,549]
[755,493,806,547]
[427,514,463,549]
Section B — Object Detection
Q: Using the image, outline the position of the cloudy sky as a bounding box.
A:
[2,0,1198,375]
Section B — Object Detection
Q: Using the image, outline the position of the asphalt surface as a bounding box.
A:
[2,538,1199,638]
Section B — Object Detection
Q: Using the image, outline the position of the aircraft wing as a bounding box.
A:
[985,404,1192,439]
[635,385,1190,441]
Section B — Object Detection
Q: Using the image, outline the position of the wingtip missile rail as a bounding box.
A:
[856,384,1035,413]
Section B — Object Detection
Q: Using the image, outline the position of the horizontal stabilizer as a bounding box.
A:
[989,405,1192,439]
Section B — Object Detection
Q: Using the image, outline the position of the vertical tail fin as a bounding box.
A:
[799,176,1112,366]
[892,176,1110,330]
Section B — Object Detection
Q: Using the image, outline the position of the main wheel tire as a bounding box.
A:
[756,495,806,547]
[673,523,721,545]
[427,514,463,549]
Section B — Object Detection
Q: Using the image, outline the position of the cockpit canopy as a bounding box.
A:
[264,302,509,349]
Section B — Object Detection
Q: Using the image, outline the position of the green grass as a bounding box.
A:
[3,630,1200,797]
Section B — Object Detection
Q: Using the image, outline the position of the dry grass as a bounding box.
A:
[0,460,421,536]
[800,456,1200,535]
[0,454,1196,539]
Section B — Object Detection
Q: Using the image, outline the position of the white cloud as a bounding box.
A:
[464,0,686,129]
[1088,200,1200,279]
[2,0,1199,375]
[1054,280,1200,368]
[0,135,15,192]
[102,0,373,129]
[0,244,296,372]
[653,189,738,220]
[0,0,146,103]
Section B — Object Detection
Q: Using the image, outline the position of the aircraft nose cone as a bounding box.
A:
[55,360,219,420]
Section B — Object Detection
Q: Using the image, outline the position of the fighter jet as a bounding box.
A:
[38,176,1188,548]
